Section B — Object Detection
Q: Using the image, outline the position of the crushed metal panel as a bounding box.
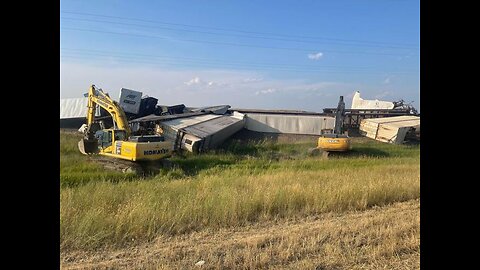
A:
[233,108,326,115]
[244,113,335,135]
[360,115,420,144]
[60,98,100,119]
[179,113,246,152]
[376,125,411,144]
[351,91,395,110]
[118,88,142,114]
[377,119,420,144]
[157,114,223,141]
[179,134,203,153]
[130,111,208,123]
[183,116,243,138]
[190,105,231,115]
[359,115,419,124]
[380,119,420,128]
[161,114,223,130]
[359,116,420,139]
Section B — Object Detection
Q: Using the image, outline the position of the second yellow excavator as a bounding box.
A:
[78,85,174,162]
[316,96,351,154]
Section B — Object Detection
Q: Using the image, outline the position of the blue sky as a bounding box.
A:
[60,0,419,112]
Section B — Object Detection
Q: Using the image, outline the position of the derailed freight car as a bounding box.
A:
[175,112,246,153]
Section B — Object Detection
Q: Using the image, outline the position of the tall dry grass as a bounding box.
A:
[60,130,419,250]
[61,200,420,270]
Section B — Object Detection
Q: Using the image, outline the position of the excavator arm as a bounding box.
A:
[333,96,345,134]
[85,85,131,134]
[79,84,132,154]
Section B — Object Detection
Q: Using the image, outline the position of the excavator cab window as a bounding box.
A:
[94,130,112,149]
[102,130,112,148]
[113,130,127,142]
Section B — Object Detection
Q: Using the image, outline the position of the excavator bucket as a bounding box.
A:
[78,139,99,155]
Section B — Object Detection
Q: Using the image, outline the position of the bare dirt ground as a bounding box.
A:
[61,199,419,270]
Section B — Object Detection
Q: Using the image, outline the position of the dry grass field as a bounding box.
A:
[60,130,420,269]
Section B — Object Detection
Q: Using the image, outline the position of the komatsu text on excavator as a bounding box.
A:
[78,85,173,161]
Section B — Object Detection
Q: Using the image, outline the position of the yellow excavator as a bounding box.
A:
[316,96,351,155]
[78,85,174,162]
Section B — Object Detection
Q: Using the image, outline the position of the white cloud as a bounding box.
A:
[60,61,389,111]
[184,77,202,85]
[282,81,345,94]
[184,77,224,87]
[255,88,276,95]
[383,77,391,84]
[308,52,323,60]
[243,77,263,83]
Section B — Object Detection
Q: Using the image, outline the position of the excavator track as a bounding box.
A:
[307,147,331,158]
[88,156,144,174]
[88,156,173,175]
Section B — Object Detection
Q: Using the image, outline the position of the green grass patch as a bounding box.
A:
[60,130,420,250]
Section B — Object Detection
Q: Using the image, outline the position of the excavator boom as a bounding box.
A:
[79,85,132,155]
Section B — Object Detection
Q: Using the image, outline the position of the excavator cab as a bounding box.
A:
[95,129,128,150]
[79,129,129,155]
[97,130,113,149]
